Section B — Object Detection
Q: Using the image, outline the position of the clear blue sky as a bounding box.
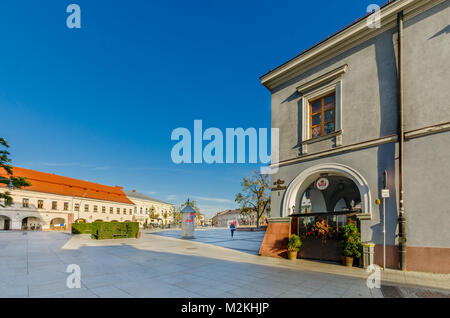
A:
[0,0,385,218]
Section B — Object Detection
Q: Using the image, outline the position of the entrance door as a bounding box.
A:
[0,216,11,230]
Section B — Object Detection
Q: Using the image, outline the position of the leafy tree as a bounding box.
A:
[172,206,182,226]
[0,138,31,207]
[149,206,156,219]
[235,170,271,228]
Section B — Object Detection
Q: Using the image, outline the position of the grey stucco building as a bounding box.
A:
[259,0,450,273]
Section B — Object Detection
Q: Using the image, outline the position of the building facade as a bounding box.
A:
[212,209,265,228]
[259,0,450,273]
[0,167,135,231]
[124,190,174,227]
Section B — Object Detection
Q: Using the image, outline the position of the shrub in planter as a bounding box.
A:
[341,223,362,266]
[287,234,302,260]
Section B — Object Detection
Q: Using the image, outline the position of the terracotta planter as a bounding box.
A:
[343,256,354,267]
[287,250,298,260]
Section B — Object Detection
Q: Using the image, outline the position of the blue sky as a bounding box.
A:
[0,0,385,218]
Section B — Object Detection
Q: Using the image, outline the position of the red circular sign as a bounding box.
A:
[316,177,330,190]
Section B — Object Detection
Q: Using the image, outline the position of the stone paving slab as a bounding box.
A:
[0,230,448,298]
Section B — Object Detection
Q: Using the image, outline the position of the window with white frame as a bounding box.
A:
[297,64,347,152]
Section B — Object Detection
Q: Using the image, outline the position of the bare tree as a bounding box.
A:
[235,170,271,228]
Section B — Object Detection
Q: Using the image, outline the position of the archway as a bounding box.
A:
[22,217,43,231]
[284,163,371,262]
[0,215,11,230]
[50,218,66,231]
[283,163,371,217]
[75,218,86,223]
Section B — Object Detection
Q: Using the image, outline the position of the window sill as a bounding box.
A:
[300,130,343,156]
[302,130,343,145]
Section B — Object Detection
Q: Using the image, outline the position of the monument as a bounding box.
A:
[181,199,196,239]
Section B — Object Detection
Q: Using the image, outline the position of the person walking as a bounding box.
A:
[229,222,236,238]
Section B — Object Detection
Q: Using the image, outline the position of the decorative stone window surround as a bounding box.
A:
[297,64,347,155]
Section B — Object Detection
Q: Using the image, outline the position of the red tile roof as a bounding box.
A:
[0,166,134,205]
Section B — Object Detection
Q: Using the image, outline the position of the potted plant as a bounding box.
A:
[287,234,302,260]
[341,223,362,267]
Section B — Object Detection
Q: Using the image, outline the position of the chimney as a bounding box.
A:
[132,190,136,193]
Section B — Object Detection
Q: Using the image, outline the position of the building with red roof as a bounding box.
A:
[0,166,135,231]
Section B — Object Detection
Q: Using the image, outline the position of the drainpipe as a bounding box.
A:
[397,11,407,271]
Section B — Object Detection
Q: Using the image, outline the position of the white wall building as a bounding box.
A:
[124,190,174,227]
[0,167,135,231]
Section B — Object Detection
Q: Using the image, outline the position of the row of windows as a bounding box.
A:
[74,204,132,215]
[22,199,70,211]
[135,206,171,216]
[20,199,131,215]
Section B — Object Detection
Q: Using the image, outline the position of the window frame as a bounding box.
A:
[309,92,336,139]
[297,64,346,154]
[52,201,58,210]
[37,200,44,209]
[22,198,29,208]
[301,81,342,142]
[297,74,347,155]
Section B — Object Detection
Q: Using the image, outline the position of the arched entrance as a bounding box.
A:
[284,163,371,262]
[283,163,371,217]
[0,215,11,230]
[75,218,86,223]
[50,218,66,231]
[22,217,43,231]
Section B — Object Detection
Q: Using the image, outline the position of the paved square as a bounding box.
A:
[0,229,448,298]
[150,228,266,254]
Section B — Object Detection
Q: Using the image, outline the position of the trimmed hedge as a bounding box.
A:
[72,221,139,240]
[72,222,93,234]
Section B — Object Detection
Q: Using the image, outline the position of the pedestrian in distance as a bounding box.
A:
[230,222,236,238]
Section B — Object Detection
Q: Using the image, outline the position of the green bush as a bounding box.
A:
[126,222,139,238]
[72,223,92,234]
[287,234,302,252]
[73,221,139,239]
[341,223,362,258]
